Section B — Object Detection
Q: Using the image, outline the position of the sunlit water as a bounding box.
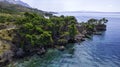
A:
[9,12,120,67]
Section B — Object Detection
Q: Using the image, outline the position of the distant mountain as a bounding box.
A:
[59,11,120,14]
[0,0,53,17]
[0,1,49,16]
[0,0,30,7]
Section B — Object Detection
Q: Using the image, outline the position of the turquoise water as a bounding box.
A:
[9,12,120,67]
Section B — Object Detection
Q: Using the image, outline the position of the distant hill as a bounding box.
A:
[0,1,51,16]
[0,0,30,7]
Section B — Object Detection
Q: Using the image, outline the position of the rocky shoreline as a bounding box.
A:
[0,17,108,67]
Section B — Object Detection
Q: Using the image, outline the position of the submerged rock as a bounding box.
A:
[58,46,65,51]
[37,47,46,55]
[94,32,102,35]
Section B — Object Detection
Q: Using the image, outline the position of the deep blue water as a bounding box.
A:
[9,12,120,67]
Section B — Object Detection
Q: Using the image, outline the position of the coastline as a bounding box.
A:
[0,12,108,66]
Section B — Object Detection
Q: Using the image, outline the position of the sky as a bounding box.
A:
[21,0,120,12]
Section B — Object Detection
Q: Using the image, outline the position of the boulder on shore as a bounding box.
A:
[95,24,106,31]
[58,46,65,51]
[75,34,85,42]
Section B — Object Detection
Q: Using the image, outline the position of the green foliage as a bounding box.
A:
[87,18,108,25]
[16,12,79,47]
[24,23,33,29]
[25,34,33,45]
[70,20,76,24]
[68,23,78,39]
[99,18,108,24]
[0,15,15,23]
[57,39,68,45]
[35,26,43,34]
[0,16,6,23]
[83,18,108,33]
[17,12,54,47]
[61,32,69,37]
[64,16,77,24]
[88,18,98,24]
[39,31,53,46]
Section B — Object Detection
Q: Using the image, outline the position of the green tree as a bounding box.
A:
[68,23,78,39]
[39,31,53,46]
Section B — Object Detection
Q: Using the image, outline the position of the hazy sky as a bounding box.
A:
[21,0,120,12]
